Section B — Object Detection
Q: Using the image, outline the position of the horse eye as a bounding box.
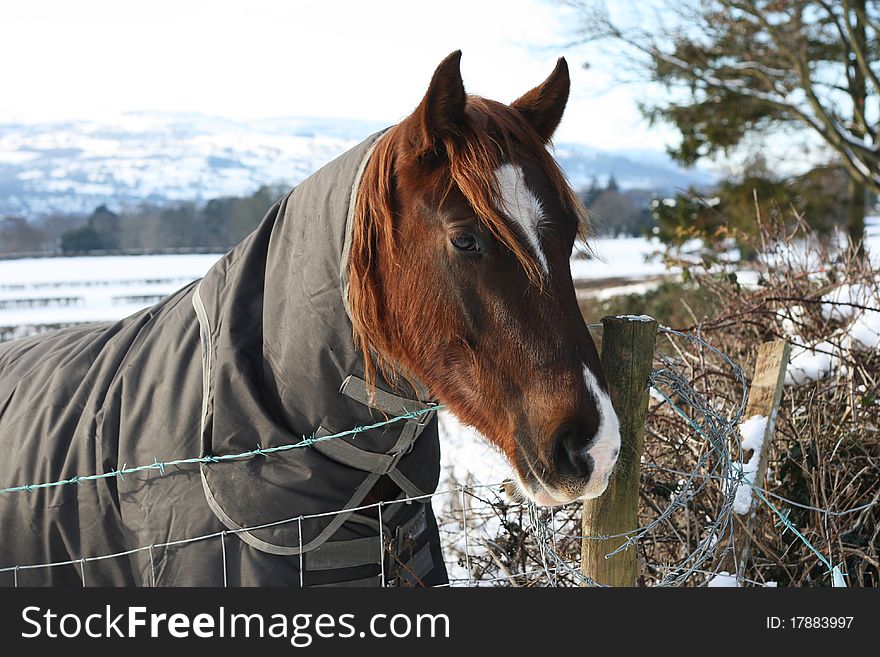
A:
[450,232,479,252]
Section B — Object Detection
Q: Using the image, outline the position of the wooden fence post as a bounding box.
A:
[718,339,790,581]
[581,315,657,587]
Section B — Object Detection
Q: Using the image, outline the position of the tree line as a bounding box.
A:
[0,185,286,256]
[581,158,860,244]
[0,164,862,257]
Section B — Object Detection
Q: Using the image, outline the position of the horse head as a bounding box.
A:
[349,51,620,506]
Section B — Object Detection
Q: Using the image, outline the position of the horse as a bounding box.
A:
[0,51,619,587]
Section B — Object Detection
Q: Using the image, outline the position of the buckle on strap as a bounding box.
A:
[313,426,400,475]
[340,375,432,416]
[340,373,436,454]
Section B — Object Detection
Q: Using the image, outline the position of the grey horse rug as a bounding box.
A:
[0,131,449,587]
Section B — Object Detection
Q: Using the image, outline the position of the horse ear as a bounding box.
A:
[511,58,570,143]
[411,50,467,157]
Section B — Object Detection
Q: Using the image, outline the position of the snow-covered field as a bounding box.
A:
[0,234,668,340]
[0,254,222,340]
[570,235,668,281]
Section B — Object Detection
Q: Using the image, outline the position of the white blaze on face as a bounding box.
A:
[494,163,549,273]
[581,365,621,499]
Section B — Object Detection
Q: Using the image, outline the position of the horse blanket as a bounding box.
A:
[0,131,448,586]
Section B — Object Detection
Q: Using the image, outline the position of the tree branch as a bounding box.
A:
[565,0,880,192]
[818,0,880,136]
[725,1,880,186]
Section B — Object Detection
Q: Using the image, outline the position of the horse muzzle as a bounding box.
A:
[508,416,621,507]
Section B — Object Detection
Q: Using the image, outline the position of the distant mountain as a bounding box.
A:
[553,143,714,193]
[0,112,713,216]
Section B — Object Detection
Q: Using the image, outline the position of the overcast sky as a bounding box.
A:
[0,1,679,151]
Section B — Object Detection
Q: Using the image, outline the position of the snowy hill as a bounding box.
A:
[0,112,713,216]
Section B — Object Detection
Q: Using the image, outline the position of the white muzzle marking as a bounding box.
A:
[580,364,620,498]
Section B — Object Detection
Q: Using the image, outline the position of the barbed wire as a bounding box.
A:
[0,406,440,496]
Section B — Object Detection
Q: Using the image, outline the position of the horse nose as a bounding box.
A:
[551,424,594,479]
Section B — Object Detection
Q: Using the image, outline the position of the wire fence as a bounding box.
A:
[0,326,871,587]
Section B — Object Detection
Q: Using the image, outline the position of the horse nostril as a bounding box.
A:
[551,425,594,479]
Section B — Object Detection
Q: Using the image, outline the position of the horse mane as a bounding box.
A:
[348,96,590,388]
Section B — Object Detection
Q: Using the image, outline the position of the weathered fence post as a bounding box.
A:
[718,339,790,581]
[581,315,657,587]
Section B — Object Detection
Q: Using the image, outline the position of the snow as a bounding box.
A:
[784,275,880,386]
[0,254,220,287]
[732,269,761,289]
[580,280,663,301]
[0,254,221,333]
[778,305,805,337]
[732,415,768,515]
[786,340,840,386]
[0,113,370,215]
[848,310,880,351]
[739,415,767,453]
[436,411,514,585]
[438,411,511,485]
[649,386,667,403]
[820,283,879,321]
[707,571,740,587]
[618,314,655,322]
[570,236,669,280]
[820,281,880,351]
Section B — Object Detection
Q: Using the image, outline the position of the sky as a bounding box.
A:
[0,0,681,152]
